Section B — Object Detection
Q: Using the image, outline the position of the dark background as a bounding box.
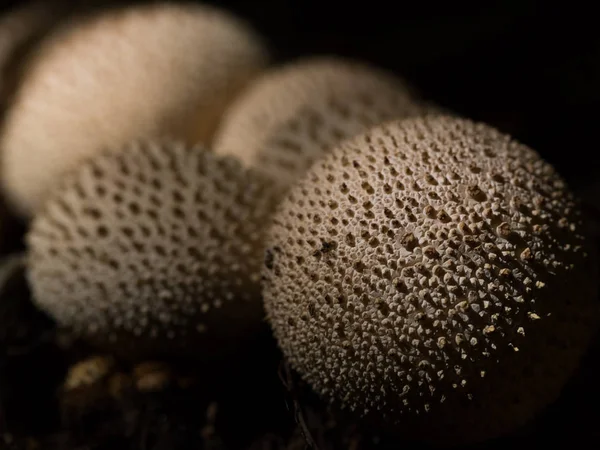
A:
[0,1,598,448]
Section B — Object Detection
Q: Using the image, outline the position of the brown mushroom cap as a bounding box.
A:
[213,57,434,189]
[27,140,276,359]
[262,115,599,444]
[1,1,269,218]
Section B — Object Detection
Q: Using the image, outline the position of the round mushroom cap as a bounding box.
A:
[213,57,433,189]
[1,1,269,218]
[262,115,599,444]
[27,140,276,359]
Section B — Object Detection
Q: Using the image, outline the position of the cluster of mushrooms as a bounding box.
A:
[0,0,598,446]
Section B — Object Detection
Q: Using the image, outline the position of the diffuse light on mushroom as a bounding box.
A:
[1,1,269,218]
[26,140,277,359]
[213,56,434,189]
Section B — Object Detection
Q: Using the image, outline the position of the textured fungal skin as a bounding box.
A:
[1,2,268,217]
[27,141,275,358]
[263,116,599,444]
[213,57,432,188]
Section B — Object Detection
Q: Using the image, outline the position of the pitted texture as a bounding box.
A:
[27,141,276,358]
[213,57,431,188]
[1,1,268,217]
[263,116,599,444]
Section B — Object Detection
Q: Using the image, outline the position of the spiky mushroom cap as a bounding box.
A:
[1,1,269,218]
[213,57,433,189]
[262,115,599,445]
[27,140,276,359]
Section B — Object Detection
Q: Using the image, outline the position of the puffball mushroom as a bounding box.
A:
[1,2,269,218]
[213,57,431,188]
[262,115,599,444]
[26,140,276,358]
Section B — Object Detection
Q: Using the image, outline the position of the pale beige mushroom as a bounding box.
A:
[27,140,277,359]
[1,1,269,218]
[213,57,436,188]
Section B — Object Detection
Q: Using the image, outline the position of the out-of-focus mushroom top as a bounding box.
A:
[1,1,269,218]
[214,56,435,188]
